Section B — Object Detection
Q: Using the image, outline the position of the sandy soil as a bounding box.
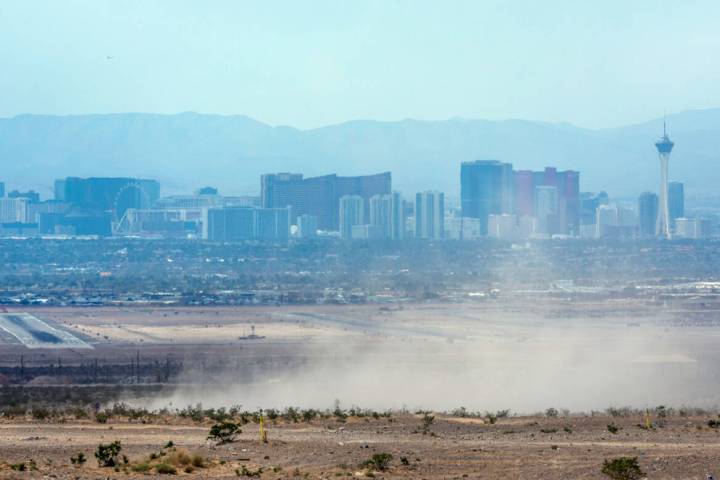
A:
[1,413,720,479]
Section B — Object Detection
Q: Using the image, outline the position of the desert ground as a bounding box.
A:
[3,301,720,478]
[2,410,720,479]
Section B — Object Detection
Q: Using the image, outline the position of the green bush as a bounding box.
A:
[70,452,87,465]
[363,453,393,472]
[95,441,122,467]
[155,463,177,474]
[601,457,644,480]
[131,462,151,473]
[207,421,242,444]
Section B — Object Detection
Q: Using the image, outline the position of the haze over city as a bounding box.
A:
[2,2,720,479]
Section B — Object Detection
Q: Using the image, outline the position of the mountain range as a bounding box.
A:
[1,109,718,200]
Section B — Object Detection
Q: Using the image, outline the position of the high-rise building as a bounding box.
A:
[514,170,534,217]
[534,185,558,235]
[415,191,444,239]
[390,191,405,240]
[668,181,684,228]
[461,160,513,234]
[206,207,290,242]
[655,123,675,238]
[516,167,579,235]
[638,192,659,237]
[369,194,393,239]
[0,198,28,223]
[255,208,291,241]
[8,190,40,203]
[53,179,65,201]
[339,195,364,240]
[261,172,391,231]
[595,205,637,239]
[260,173,304,209]
[59,177,160,219]
[580,191,609,226]
[0,182,5,198]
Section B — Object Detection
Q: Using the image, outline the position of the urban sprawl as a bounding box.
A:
[0,127,708,241]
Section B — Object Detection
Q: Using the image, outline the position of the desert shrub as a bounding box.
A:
[363,453,392,472]
[655,405,670,427]
[301,408,319,422]
[607,423,620,434]
[418,412,434,434]
[485,412,497,424]
[31,406,51,420]
[545,407,559,418]
[164,440,174,448]
[606,407,634,418]
[496,409,511,418]
[601,457,644,480]
[95,441,122,467]
[167,450,197,467]
[178,404,205,422]
[265,408,279,420]
[707,419,720,428]
[332,404,347,422]
[540,428,558,434]
[10,463,26,471]
[237,465,263,477]
[451,406,469,417]
[190,453,205,468]
[208,421,242,444]
[155,462,177,474]
[70,452,87,465]
[131,462,151,473]
[283,407,300,423]
[71,407,89,419]
[95,412,109,424]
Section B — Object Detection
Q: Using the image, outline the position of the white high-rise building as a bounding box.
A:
[339,195,364,240]
[414,191,444,239]
[369,194,393,239]
[0,198,28,223]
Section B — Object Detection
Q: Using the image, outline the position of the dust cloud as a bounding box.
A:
[146,316,719,414]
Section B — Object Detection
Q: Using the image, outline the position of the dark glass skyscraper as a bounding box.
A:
[668,181,684,226]
[638,192,659,237]
[461,160,513,234]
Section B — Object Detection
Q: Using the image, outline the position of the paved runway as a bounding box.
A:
[0,313,92,349]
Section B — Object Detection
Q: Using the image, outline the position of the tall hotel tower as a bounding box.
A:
[655,122,675,238]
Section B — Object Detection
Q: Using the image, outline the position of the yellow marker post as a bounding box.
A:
[259,414,268,443]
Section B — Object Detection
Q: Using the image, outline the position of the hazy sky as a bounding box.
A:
[1,0,719,129]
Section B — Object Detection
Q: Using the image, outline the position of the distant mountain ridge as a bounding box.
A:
[1,109,718,199]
